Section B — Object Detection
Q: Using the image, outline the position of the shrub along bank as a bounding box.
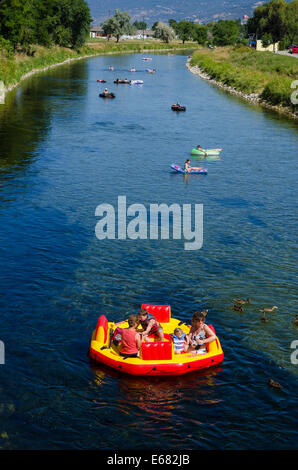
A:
[190,46,297,112]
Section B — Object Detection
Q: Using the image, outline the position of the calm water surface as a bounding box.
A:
[0,53,297,450]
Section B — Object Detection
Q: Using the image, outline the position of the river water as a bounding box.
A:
[0,52,297,450]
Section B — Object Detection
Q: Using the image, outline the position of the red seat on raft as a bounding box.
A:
[141,304,171,323]
[141,340,173,361]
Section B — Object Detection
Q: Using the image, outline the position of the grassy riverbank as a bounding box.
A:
[190,46,298,112]
[0,40,193,90]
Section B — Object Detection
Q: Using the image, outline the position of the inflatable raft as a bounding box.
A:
[130,80,144,85]
[114,79,130,84]
[99,92,115,99]
[191,148,222,156]
[89,304,223,376]
[171,164,208,174]
[171,104,186,112]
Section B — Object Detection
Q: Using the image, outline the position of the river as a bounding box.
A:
[0,52,297,450]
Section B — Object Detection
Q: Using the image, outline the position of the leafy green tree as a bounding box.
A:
[266,0,287,42]
[0,0,37,50]
[247,0,288,42]
[192,24,208,45]
[153,22,175,43]
[102,9,133,42]
[284,0,298,44]
[175,20,194,44]
[212,20,240,46]
[70,0,92,48]
[168,19,177,30]
[133,20,147,30]
[151,22,159,31]
[0,0,91,51]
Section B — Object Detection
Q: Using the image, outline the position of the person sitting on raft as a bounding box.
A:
[184,159,203,173]
[119,314,142,358]
[196,145,207,156]
[103,88,109,95]
[172,328,189,354]
[137,308,164,342]
[186,311,216,355]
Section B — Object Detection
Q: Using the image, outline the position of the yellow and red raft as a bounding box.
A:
[89,304,224,376]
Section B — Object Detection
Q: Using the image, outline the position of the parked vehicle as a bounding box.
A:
[289,45,298,54]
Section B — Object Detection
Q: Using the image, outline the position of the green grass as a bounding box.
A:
[0,41,194,89]
[190,46,298,110]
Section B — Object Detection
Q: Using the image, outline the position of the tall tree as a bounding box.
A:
[212,20,240,46]
[192,24,208,45]
[168,19,177,30]
[0,0,36,50]
[247,0,288,42]
[102,9,133,42]
[0,0,92,50]
[153,22,175,43]
[133,20,147,31]
[175,20,194,44]
[284,0,298,44]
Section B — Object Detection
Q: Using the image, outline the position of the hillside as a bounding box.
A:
[87,0,265,25]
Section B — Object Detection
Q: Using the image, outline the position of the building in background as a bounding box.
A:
[90,26,105,38]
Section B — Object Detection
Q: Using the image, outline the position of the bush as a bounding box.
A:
[278,38,287,50]
[261,76,294,107]
[0,36,13,57]
[190,46,297,108]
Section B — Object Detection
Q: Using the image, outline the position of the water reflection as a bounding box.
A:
[0,61,88,176]
[91,362,222,419]
[191,155,221,161]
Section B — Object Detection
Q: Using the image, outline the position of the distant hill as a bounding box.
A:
[87,0,266,26]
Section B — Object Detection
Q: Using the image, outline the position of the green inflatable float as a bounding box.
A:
[191,148,222,156]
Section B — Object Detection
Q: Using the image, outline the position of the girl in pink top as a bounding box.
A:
[120,315,142,358]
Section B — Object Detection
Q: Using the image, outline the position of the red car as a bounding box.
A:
[290,45,298,54]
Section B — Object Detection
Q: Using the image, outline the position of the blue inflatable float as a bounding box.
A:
[171,164,208,174]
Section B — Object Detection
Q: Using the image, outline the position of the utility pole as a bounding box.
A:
[143,16,145,40]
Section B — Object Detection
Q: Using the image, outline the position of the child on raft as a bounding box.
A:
[184,159,203,173]
[137,308,164,342]
[186,311,216,354]
[172,327,189,354]
[119,314,142,358]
